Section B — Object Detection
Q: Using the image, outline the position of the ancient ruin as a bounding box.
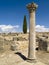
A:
[27,2,38,60]
[0,2,49,65]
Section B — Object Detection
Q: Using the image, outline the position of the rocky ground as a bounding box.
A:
[0,33,49,65]
[0,49,49,65]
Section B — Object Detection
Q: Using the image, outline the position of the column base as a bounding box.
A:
[27,58,37,63]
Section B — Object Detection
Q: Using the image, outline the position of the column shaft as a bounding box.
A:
[28,10,36,59]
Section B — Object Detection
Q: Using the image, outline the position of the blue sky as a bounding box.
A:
[0,0,49,33]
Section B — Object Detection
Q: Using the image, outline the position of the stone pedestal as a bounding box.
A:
[26,2,38,60]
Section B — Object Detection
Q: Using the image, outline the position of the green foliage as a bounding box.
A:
[23,15,27,34]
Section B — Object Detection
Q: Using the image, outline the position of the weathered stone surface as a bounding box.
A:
[27,2,38,60]
[38,37,49,52]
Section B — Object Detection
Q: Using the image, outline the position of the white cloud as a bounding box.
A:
[0,25,19,33]
[27,25,49,32]
[0,24,49,33]
[27,29,29,32]
[36,25,49,32]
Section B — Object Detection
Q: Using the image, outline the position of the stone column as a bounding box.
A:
[26,2,38,60]
[47,41,49,52]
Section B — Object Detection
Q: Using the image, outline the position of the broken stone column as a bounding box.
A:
[27,2,38,60]
[46,40,49,52]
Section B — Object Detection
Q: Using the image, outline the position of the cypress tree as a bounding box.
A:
[23,15,27,34]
